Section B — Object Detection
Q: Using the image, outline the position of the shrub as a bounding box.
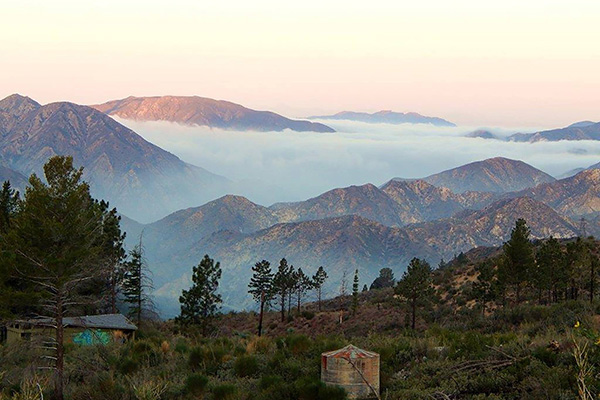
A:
[185,374,208,396]
[212,384,237,400]
[233,355,259,377]
[118,357,139,375]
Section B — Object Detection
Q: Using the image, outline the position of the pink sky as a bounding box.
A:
[2,0,600,128]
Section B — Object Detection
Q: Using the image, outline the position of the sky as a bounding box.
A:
[1,0,600,127]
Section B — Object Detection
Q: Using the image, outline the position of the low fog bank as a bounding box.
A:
[116,117,600,209]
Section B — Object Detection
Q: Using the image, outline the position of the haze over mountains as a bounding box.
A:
[92,96,335,133]
[310,110,456,127]
[2,91,599,315]
[0,94,229,221]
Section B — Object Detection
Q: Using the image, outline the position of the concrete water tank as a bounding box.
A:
[321,344,380,399]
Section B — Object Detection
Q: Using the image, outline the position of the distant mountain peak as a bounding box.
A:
[92,95,335,133]
[418,157,556,194]
[310,110,456,127]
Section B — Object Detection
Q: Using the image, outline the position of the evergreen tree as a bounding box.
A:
[312,266,328,312]
[535,237,566,303]
[100,206,126,313]
[0,181,20,234]
[122,242,154,326]
[351,269,359,316]
[0,181,22,320]
[498,219,534,303]
[179,254,222,335]
[370,267,395,290]
[396,258,434,330]
[472,259,498,314]
[294,268,312,313]
[2,156,114,400]
[248,260,273,336]
[272,258,293,322]
[362,284,368,292]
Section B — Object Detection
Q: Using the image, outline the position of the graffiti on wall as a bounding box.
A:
[72,329,112,345]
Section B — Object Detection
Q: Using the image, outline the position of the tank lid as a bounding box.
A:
[322,344,378,359]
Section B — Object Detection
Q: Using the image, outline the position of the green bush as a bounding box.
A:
[212,384,237,400]
[233,355,259,377]
[185,374,208,396]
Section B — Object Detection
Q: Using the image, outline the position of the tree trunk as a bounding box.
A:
[411,299,416,330]
[318,288,322,312]
[591,260,595,303]
[258,293,265,337]
[110,271,117,314]
[280,294,285,322]
[297,292,301,313]
[55,290,65,400]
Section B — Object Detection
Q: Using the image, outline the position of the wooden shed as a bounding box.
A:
[321,344,380,399]
[6,314,137,345]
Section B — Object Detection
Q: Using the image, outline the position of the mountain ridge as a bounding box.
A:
[309,110,456,127]
[92,95,335,133]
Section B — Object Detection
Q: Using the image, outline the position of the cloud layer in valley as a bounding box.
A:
[116,117,600,210]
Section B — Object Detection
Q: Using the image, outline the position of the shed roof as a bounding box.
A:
[322,344,378,359]
[18,314,137,331]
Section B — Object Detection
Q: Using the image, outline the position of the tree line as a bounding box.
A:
[248,259,328,336]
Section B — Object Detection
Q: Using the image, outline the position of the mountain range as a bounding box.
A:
[0,94,230,222]
[119,157,599,314]
[92,96,335,133]
[2,92,597,314]
[466,121,600,142]
[140,195,578,313]
[309,110,456,127]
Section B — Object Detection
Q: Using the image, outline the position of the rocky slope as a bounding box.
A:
[0,165,28,192]
[310,110,456,127]
[92,96,334,133]
[148,196,577,313]
[416,157,556,193]
[0,94,230,222]
[270,183,408,227]
[512,169,600,218]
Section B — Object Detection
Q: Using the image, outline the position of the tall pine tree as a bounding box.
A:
[396,258,434,330]
[122,242,154,326]
[351,269,359,316]
[312,266,328,312]
[498,219,534,303]
[248,259,273,336]
[179,254,222,335]
[2,156,114,400]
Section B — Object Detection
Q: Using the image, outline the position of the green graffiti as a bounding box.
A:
[72,329,111,345]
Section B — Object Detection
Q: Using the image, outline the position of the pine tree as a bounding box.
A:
[498,218,534,303]
[272,258,293,322]
[351,269,359,316]
[2,156,114,400]
[370,268,395,290]
[122,242,154,326]
[312,266,328,312]
[472,259,498,314]
[535,237,566,303]
[178,254,222,335]
[362,284,368,292]
[294,268,312,313]
[100,206,126,313]
[0,181,20,234]
[396,258,434,330]
[248,260,273,336]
